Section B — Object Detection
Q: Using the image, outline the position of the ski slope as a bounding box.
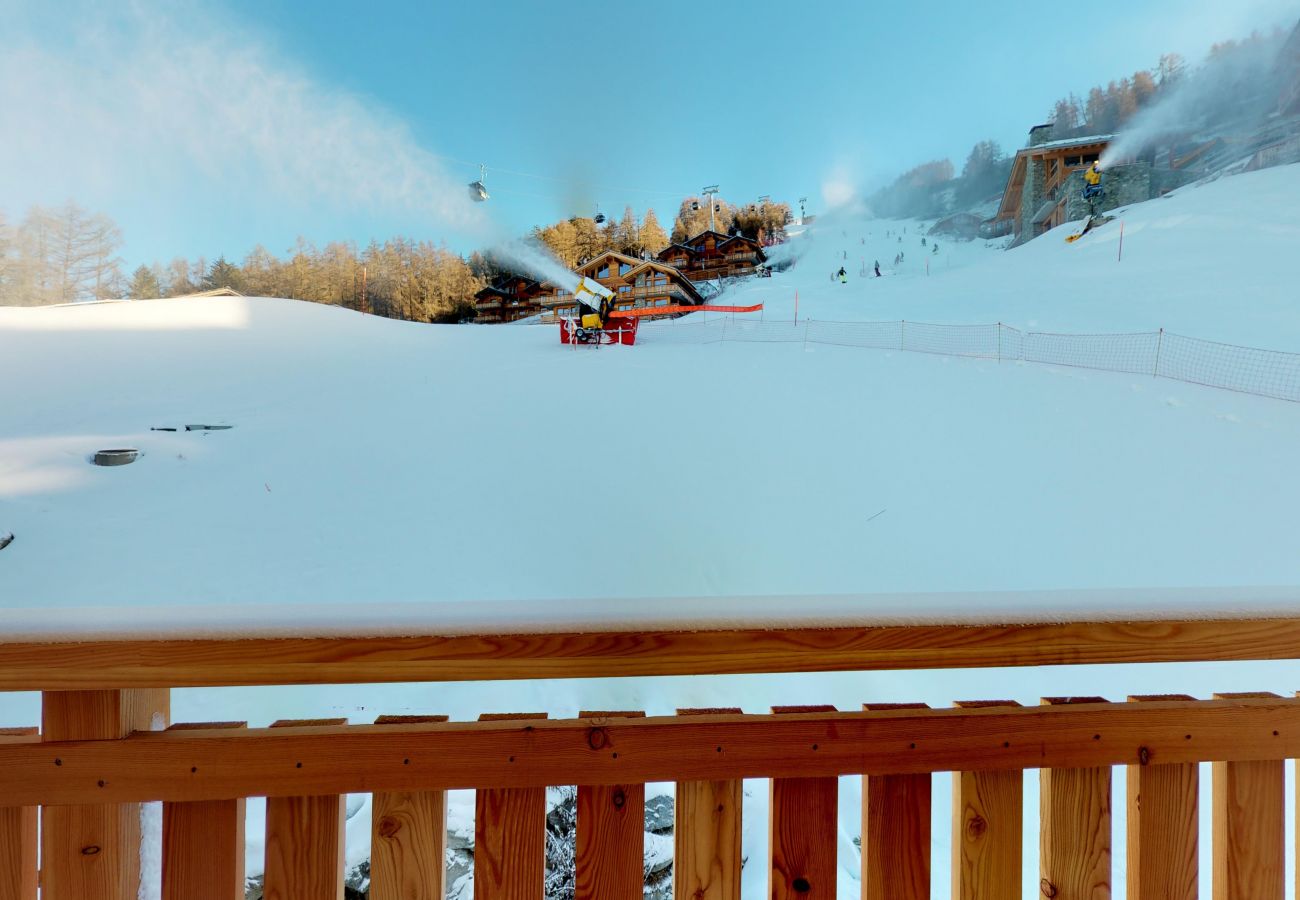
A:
[3,163,1300,897]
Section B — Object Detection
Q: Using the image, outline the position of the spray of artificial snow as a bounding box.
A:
[1100,31,1288,168]
[0,1,579,290]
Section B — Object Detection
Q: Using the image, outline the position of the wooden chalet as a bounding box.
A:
[474,275,551,323]
[656,230,767,282]
[540,250,705,320]
[992,129,1114,242]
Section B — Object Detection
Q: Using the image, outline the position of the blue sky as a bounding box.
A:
[2,0,1297,270]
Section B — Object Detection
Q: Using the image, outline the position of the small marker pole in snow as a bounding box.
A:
[1154,327,1164,378]
[1118,221,1125,263]
[794,290,798,325]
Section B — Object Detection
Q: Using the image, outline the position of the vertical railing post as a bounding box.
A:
[372,715,450,900]
[40,688,170,900]
[862,703,931,900]
[674,709,743,900]
[161,721,248,900]
[1126,695,1198,900]
[576,711,646,900]
[473,713,549,900]
[262,719,347,900]
[1039,696,1112,900]
[0,728,39,900]
[769,706,838,900]
[951,701,1023,900]
[1212,692,1284,900]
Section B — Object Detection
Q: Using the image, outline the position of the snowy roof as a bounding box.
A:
[1021,133,1115,154]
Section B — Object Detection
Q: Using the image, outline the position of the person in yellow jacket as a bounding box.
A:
[1083,161,1103,199]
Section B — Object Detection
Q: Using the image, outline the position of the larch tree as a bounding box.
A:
[128,265,162,299]
[640,208,670,255]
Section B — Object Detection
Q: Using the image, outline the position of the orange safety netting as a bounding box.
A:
[609,302,764,319]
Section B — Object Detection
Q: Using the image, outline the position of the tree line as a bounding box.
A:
[2,196,794,315]
[0,203,124,306]
[528,198,793,272]
[1047,29,1288,139]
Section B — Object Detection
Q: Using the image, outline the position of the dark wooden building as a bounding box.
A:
[473,276,552,323]
[656,231,767,282]
[540,250,706,320]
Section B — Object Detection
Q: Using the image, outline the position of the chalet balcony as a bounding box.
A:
[475,299,501,310]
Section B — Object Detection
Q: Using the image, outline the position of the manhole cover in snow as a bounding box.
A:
[93,449,140,466]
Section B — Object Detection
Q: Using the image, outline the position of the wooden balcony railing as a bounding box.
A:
[3,614,1300,899]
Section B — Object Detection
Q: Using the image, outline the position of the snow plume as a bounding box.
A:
[0,0,575,283]
[1100,22,1293,168]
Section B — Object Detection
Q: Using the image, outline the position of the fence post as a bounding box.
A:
[862,704,930,900]
[41,689,171,900]
[900,320,906,351]
[0,728,38,900]
[1154,328,1164,378]
[997,324,1002,364]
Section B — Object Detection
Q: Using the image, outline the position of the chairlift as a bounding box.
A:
[594,204,606,225]
[468,164,489,202]
[690,201,701,212]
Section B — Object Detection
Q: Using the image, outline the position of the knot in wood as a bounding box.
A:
[1138,745,1151,766]
[612,788,626,809]
[377,816,402,839]
[792,877,812,893]
[965,813,987,840]
[81,845,101,856]
[587,727,609,751]
[1039,878,1057,898]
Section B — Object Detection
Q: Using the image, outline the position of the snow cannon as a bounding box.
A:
[560,277,638,346]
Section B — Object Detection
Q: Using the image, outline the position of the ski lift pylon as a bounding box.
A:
[468,163,489,202]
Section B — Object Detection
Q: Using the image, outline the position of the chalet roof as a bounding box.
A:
[719,234,763,250]
[1020,133,1115,156]
[684,229,733,247]
[624,262,705,304]
[576,250,643,274]
[172,287,243,299]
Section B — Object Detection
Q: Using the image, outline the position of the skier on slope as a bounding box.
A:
[838,267,847,284]
[874,261,882,277]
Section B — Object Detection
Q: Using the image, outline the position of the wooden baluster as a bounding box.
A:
[674,708,743,900]
[1039,697,1111,900]
[0,728,39,900]
[576,711,646,900]
[40,688,170,900]
[1125,696,1197,900]
[769,706,838,900]
[950,701,1023,900]
[474,714,549,900]
[262,719,347,900]
[1212,692,1283,900]
[161,722,248,900]
[861,703,931,900]
[371,715,450,900]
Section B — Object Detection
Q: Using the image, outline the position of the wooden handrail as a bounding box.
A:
[3,616,1300,690]
[5,696,1299,806]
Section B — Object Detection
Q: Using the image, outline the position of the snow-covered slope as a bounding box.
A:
[738,163,1300,347]
[3,164,1300,898]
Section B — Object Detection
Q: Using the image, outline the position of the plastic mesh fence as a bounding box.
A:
[1024,331,1161,376]
[585,317,1300,404]
[636,320,724,345]
[1157,332,1300,402]
[902,321,1000,359]
[718,319,807,344]
[804,320,903,350]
